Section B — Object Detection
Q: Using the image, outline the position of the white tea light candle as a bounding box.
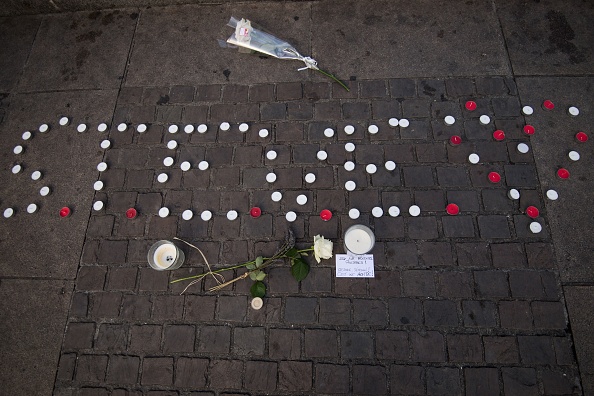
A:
[147,240,185,271]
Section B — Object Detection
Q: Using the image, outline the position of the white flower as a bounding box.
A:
[313,235,333,263]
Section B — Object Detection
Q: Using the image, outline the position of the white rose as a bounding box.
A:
[313,235,333,263]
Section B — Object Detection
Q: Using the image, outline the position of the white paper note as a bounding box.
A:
[336,254,375,278]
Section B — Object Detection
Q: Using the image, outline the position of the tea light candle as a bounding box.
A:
[345,142,355,152]
[239,123,249,132]
[100,139,111,149]
[529,222,542,234]
[368,124,379,134]
[385,161,396,171]
[201,210,212,221]
[305,173,316,184]
[97,162,108,172]
[507,189,520,200]
[568,106,579,117]
[158,207,170,218]
[576,132,588,142]
[285,211,296,222]
[488,172,501,183]
[59,117,70,126]
[479,115,491,125]
[59,207,71,218]
[97,123,108,132]
[168,125,179,133]
[349,208,360,219]
[198,161,209,170]
[22,131,32,140]
[93,181,104,191]
[522,106,534,115]
[31,171,42,180]
[372,207,383,217]
[40,186,50,196]
[320,209,332,221]
[13,145,24,154]
[388,206,400,217]
[317,150,328,160]
[344,161,355,171]
[126,208,137,219]
[266,150,277,160]
[77,124,87,133]
[450,135,462,146]
[184,124,194,133]
[220,122,230,131]
[324,128,334,137]
[366,164,377,174]
[493,130,505,141]
[446,203,459,215]
[12,164,22,174]
[444,116,456,126]
[517,143,529,153]
[271,191,282,202]
[523,125,535,135]
[167,140,178,149]
[163,157,174,167]
[526,206,539,218]
[39,124,49,133]
[542,100,555,110]
[398,119,410,128]
[344,225,375,254]
[182,210,193,220]
[251,297,263,310]
[197,124,208,133]
[388,118,399,127]
[137,124,147,133]
[27,204,37,214]
[266,172,277,183]
[409,205,421,216]
[296,194,308,205]
[557,168,570,179]
[93,201,104,211]
[117,123,127,132]
[345,180,356,191]
[258,128,269,138]
[152,243,178,269]
[465,101,477,111]
[250,207,261,218]
[468,153,480,164]
[568,151,580,161]
[157,173,168,183]
[546,189,559,200]
[344,125,355,135]
[180,161,191,171]
[3,208,14,218]
[227,210,238,221]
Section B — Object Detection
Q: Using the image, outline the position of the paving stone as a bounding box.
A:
[502,367,538,396]
[154,296,184,321]
[276,122,304,142]
[279,361,312,392]
[285,297,317,323]
[436,167,470,186]
[76,267,107,291]
[474,271,510,297]
[463,300,497,327]
[390,365,424,395]
[401,99,430,118]
[89,292,122,318]
[304,329,338,358]
[447,334,483,363]
[407,217,439,240]
[319,298,351,325]
[315,364,350,394]
[139,268,169,291]
[509,270,546,299]
[233,327,265,356]
[78,388,110,396]
[64,322,95,349]
[445,78,475,97]
[375,330,408,360]
[301,267,332,293]
[476,77,510,95]
[353,299,387,325]
[208,360,243,390]
[56,353,76,381]
[403,166,434,187]
[249,84,274,102]
[259,102,286,120]
[484,336,519,364]
[196,326,230,354]
[369,270,402,297]
[389,297,422,325]
[129,325,161,353]
[269,328,301,359]
[343,101,371,119]
[71,293,89,317]
[481,189,513,212]
[287,101,313,120]
[499,300,533,330]
[424,300,458,326]
[313,101,342,120]
[389,78,416,98]
[532,301,566,330]
[87,216,115,238]
[303,82,330,101]
[442,216,475,238]
[478,215,511,238]
[492,96,521,117]
[542,369,580,395]
[372,100,401,119]
[120,295,151,320]
[447,191,480,212]
[414,190,445,211]
[525,243,555,269]
[410,331,445,362]
[174,357,208,388]
[437,271,474,298]
[353,365,387,395]
[267,267,299,294]
[106,355,140,384]
[76,354,108,382]
[504,164,538,187]
[491,243,525,268]
[244,361,277,391]
[419,79,446,98]
[95,324,127,351]
[277,82,302,101]
[142,357,174,386]
[464,367,499,396]
[341,331,374,359]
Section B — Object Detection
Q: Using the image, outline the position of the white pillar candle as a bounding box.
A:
[285,211,297,222]
[14,145,24,154]
[516,143,529,154]
[197,124,208,133]
[296,194,308,205]
[117,123,127,132]
[266,150,277,160]
[344,125,355,135]
[184,124,194,133]
[344,224,375,254]
[97,123,108,132]
[345,142,355,152]
[97,162,108,172]
[77,124,87,133]
[158,207,170,218]
[345,180,356,191]
[153,243,177,269]
[368,124,379,134]
[157,173,168,183]
[324,128,334,137]
[388,118,399,127]
[479,115,490,125]
[522,106,534,116]
[266,172,277,183]
[198,161,209,170]
[167,140,178,149]
[100,139,111,149]
[258,128,269,138]
[163,157,174,167]
[344,161,355,171]
[348,208,360,219]
[38,124,49,133]
[305,173,316,184]
[201,210,212,221]
[444,116,455,126]
[59,117,70,126]
[385,161,396,171]
[220,122,230,131]
[239,123,249,132]
[180,161,191,171]
[366,164,377,174]
[317,150,328,160]
[137,124,147,133]
[227,210,238,221]
[168,125,179,133]
[22,131,32,140]
[398,119,409,128]
[182,210,193,220]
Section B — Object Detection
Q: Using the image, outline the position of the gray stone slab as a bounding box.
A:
[310,0,510,80]
[516,77,594,283]
[497,0,594,76]
[0,279,72,396]
[125,3,312,86]
[564,286,594,395]
[18,9,136,92]
[0,89,118,278]
[0,15,41,92]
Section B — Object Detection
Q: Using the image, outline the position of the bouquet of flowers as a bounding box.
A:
[223,16,349,91]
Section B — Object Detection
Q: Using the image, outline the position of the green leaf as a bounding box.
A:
[291,259,310,281]
[250,281,266,298]
[256,271,267,281]
[301,252,308,256]
[285,248,300,259]
[255,256,264,268]
[249,271,258,281]
[246,263,256,270]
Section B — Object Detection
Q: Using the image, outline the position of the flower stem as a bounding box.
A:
[316,68,350,92]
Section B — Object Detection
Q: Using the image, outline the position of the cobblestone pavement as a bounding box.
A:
[0,1,593,395]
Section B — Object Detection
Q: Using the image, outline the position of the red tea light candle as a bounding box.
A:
[320,209,332,221]
[446,203,459,215]
[576,132,588,142]
[488,172,501,183]
[59,207,71,218]
[465,101,477,111]
[450,135,462,146]
[126,208,138,219]
[250,207,262,218]
[542,100,555,110]
[493,130,505,141]
[557,168,570,179]
[525,206,539,219]
[523,125,535,135]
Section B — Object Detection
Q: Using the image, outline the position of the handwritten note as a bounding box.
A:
[335,254,375,278]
